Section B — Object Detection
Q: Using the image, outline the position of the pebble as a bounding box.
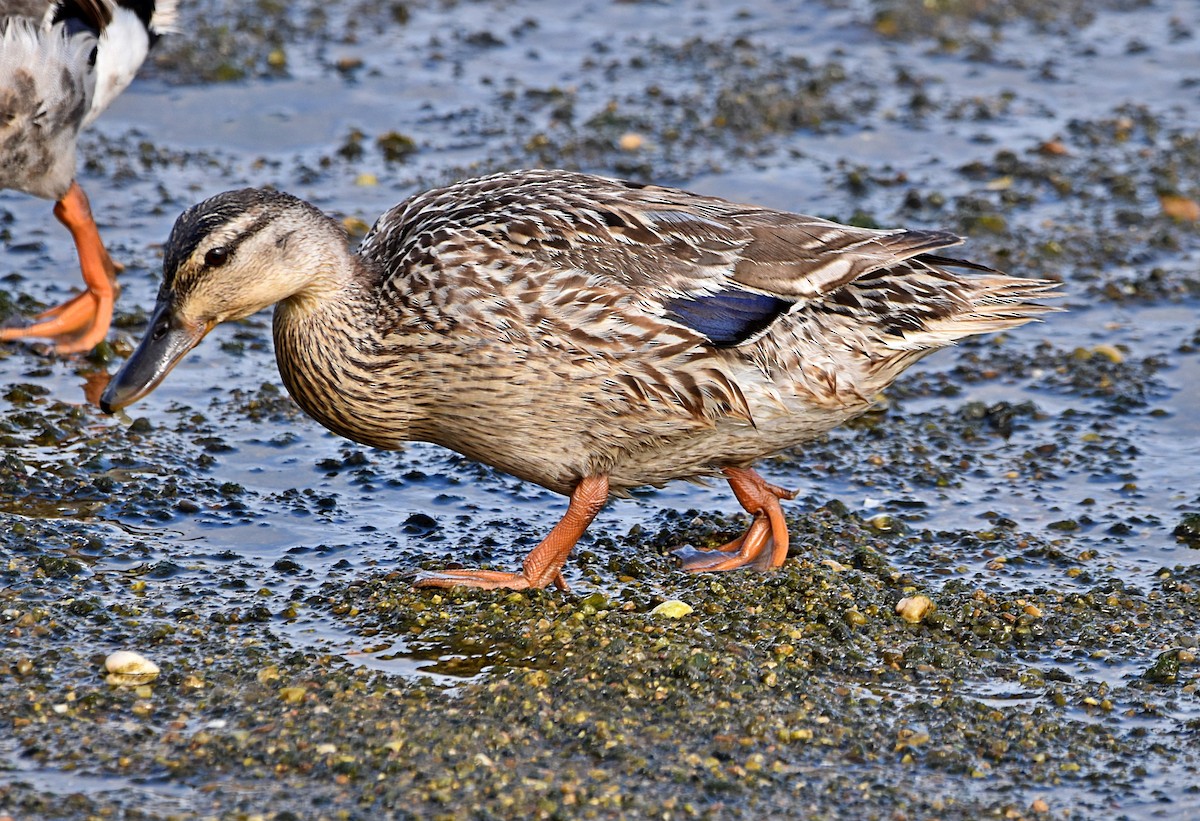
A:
[651,600,693,619]
[279,686,307,704]
[104,650,160,686]
[896,595,935,624]
[618,132,645,151]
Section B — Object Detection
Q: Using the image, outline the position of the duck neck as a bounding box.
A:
[271,257,426,449]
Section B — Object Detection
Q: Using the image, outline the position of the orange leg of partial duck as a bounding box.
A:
[415,475,609,592]
[674,467,797,573]
[0,181,119,353]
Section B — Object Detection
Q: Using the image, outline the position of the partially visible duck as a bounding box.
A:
[0,0,177,353]
[100,169,1059,590]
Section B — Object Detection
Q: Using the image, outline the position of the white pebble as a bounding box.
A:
[104,650,160,685]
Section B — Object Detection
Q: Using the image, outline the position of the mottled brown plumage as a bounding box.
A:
[101,169,1059,589]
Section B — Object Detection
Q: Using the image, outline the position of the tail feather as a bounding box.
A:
[882,273,1062,351]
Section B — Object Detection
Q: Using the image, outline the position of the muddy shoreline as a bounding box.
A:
[2,1,1199,818]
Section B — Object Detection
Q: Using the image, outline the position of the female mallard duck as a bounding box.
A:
[0,0,176,353]
[100,169,1058,590]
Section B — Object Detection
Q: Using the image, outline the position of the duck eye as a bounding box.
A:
[204,247,230,268]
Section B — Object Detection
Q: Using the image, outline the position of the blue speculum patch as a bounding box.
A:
[665,288,793,346]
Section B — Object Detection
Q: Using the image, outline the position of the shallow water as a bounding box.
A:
[3,0,1200,818]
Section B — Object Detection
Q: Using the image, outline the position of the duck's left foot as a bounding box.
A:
[0,182,119,354]
[414,475,609,592]
[674,467,796,573]
[414,568,569,591]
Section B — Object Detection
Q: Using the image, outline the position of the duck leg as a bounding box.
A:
[0,181,120,354]
[674,467,797,573]
[415,475,609,592]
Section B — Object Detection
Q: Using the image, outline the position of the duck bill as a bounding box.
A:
[99,300,211,413]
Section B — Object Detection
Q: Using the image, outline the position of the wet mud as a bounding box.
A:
[2,0,1199,818]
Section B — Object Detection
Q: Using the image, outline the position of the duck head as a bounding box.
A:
[100,187,346,413]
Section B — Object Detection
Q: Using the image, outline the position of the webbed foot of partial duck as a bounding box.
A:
[0,182,119,354]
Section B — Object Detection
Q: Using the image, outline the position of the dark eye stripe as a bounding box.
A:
[162,192,280,289]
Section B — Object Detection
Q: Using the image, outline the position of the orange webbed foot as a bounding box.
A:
[0,181,119,354]
[414,475,609,592]
[674,467,797,573]
[673,515,777,572]
[414,568,569,592]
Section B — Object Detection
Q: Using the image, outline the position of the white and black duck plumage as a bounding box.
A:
[0,0,176,352]
[100,169,1060,590]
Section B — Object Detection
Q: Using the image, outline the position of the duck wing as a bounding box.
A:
[595,193,965,347]
[367,169,968,348]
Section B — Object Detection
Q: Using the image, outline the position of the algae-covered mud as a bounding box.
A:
[2,0,1199,818]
